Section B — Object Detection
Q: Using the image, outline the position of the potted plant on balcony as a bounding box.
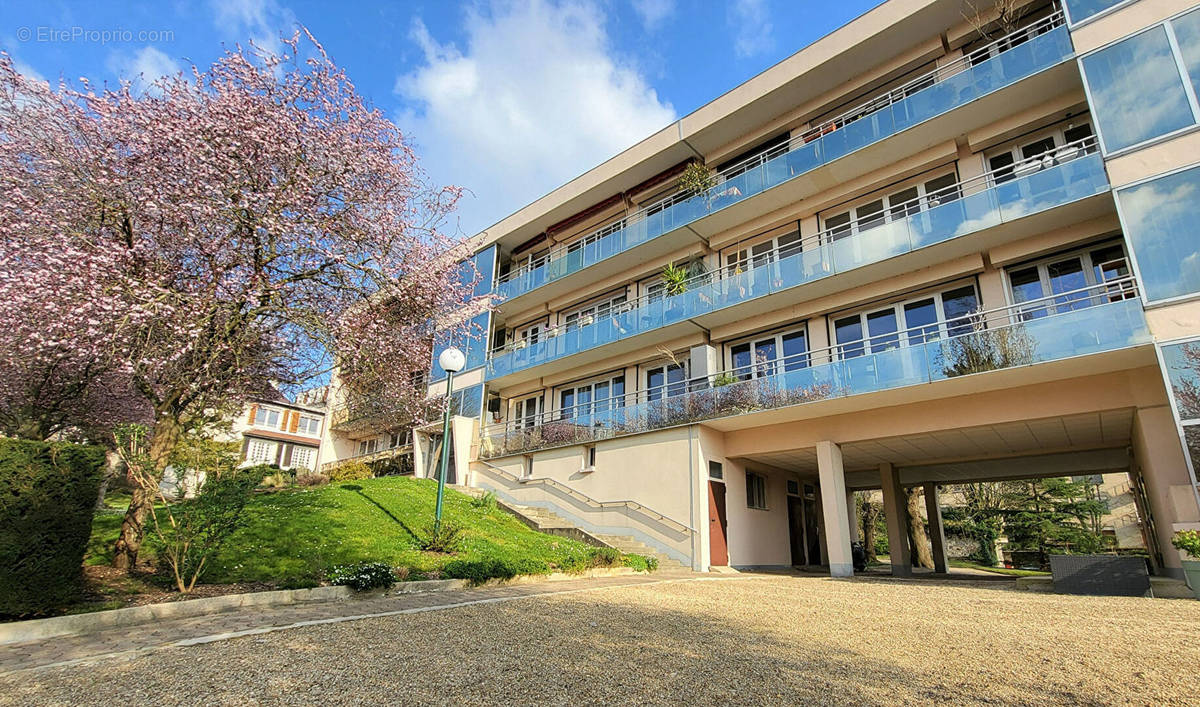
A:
[662,262,690,296]
[678,161,716,211]
[1171,530,1200,599]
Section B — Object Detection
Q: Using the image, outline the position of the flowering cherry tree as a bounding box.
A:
[0,31,483,569]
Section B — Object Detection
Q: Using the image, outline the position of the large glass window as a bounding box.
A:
[1161,341,1200,479]
[1117,165,1200,302]
[1171,8,1200,98]
[561,375,625,416]
[1005,240,1131,316]
[1065,0,1129,25]
[1081,25,1197,153]
[729,326,808,379]
[646,363,686,400]
[820,171,959,242]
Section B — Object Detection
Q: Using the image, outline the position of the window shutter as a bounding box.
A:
[247,404,258,425]
[280,411,290,430]
[289,413,299,433]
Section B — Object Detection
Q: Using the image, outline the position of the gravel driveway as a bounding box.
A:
[3,574,1197,705]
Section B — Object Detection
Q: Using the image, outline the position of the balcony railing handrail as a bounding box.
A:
[494,11,1069,289]
[485,277,1137,435]
[488,135,1100,358]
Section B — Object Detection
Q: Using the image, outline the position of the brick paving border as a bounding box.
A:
[0,571,725,676]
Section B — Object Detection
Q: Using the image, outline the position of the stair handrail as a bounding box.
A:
[475,460,696,534]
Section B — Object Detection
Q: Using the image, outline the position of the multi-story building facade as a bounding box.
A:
[327,0,1200,579]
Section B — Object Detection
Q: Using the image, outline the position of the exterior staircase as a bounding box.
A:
[450,484,688,570]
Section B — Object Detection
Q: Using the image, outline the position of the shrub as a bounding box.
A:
[419,521,464,553]
[328,561,396,591]
[443,556,549,585]
[470,491,498,512]
[0,439,105,617]
[1172,530,1200,559]
[589,546,622,567]
[623,554,659,573]
[678,161,716,197]
[296,472,330,487]
[328,461,372,482]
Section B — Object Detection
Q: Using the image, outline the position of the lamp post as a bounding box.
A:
[434,347,466,532]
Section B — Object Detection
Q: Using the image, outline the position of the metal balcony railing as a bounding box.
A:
[480,277,1148,458]
[487,137,1108,377]
[493,11,1071,302]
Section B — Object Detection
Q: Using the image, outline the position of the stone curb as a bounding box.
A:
[0,566,638,646]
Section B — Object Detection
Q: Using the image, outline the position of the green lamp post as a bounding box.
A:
[434,346,466,532]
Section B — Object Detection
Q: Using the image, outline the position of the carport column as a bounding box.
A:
[923,483,948,574]
[846,490,860,543]
[879,463,912,577]
[817,441,854,577]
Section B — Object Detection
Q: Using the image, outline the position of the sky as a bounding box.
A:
[0,0,881,239]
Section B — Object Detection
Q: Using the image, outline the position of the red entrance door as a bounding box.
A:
[708,480,729,566]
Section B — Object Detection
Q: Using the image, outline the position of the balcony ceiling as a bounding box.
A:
[478,0,972,255]
[739,408,1136,480]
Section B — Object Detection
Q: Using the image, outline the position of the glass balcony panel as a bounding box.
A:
[830,220,912,272]
[908,187,1001,248]
[839,345,931,395]
[994,153,1106,221]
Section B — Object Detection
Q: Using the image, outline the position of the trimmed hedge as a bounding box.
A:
[0,439,106,617]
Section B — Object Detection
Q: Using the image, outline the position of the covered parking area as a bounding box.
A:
[706,362,1200,579]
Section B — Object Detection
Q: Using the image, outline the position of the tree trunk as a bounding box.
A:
[112,417,181,570]
[859,495,879,565]
[95,449,122,511]
[906,487,935,569]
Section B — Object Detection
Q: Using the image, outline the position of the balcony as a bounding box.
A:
[486,139,1111,383]
[480,279,1151,458]
[493,13,1075,310]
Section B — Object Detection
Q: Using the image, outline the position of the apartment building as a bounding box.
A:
[327,0,1200,579]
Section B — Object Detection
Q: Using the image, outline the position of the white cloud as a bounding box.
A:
[631,0,675,32]
[729,0,774,60]
[105,46,181,93]
[209,0,299,53]
[396,0,677,237]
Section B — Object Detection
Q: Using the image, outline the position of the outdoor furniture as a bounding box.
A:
[1049,555,1151,597]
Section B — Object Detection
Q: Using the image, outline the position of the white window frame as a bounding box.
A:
[557,372,626,416]
[563,290,628,330]
[746,471,768,510]
[819,168,959,242]
[830,283,980,359]
[983,118,1096,184]
[1002,239,1132,318]
[512,394,543,429]
[290,446,314,471]
[726,325,809,379]
[253,407,281,429]
[247,439,275,464]
[297,415,321,435]
[722,228,803,274]
[644,358,690,399]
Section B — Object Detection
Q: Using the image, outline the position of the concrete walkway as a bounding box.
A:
[0,571,703,675]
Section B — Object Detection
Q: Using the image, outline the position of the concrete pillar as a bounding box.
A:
[817,441,854,577]
[808,315,831,366]
[976,265,1009,313]
[924,482,948,574]
[879,462,912,577]
[1132,405,1200,579]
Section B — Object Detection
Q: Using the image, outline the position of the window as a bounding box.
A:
[290,446,314,471]
[513,395,543,428]
[297,415,321,435]
[1065,0,1130,25]
[723,229,803,274]
[709,460,724,480]
[247,439,275,464]
[1161,341,1200,479]
[1081,23,1198,153]
[716,132,791,179]
[564,292,628,330]
[646,361,687,400]
[833,285,979,359]
[1006,240,1131,316]
[820,172,959,242]
[1117,165,1200,302]
[786,479,800,496]
[560,374,625,418]
[986,121,1095,184]
[586,445,597,468]
[357,438,380,456]
[253,407,281,428]
[729,326,808,380]
[388,430,411,448]
[746,472,767,510]
[514,320,548,347]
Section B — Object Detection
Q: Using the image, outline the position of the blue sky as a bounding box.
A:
[0,0,880,238]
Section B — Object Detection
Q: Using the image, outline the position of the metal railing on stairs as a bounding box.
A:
[474,460,696,535]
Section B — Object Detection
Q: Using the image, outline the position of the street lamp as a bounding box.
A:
[434,346,466,531]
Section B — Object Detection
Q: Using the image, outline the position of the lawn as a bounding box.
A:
[87,477,633,589]
[949,559,1049,577]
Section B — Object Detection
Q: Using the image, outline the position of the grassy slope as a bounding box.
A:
[87,477,599,588]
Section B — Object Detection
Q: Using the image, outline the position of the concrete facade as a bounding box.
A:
[322,0,1200,582]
